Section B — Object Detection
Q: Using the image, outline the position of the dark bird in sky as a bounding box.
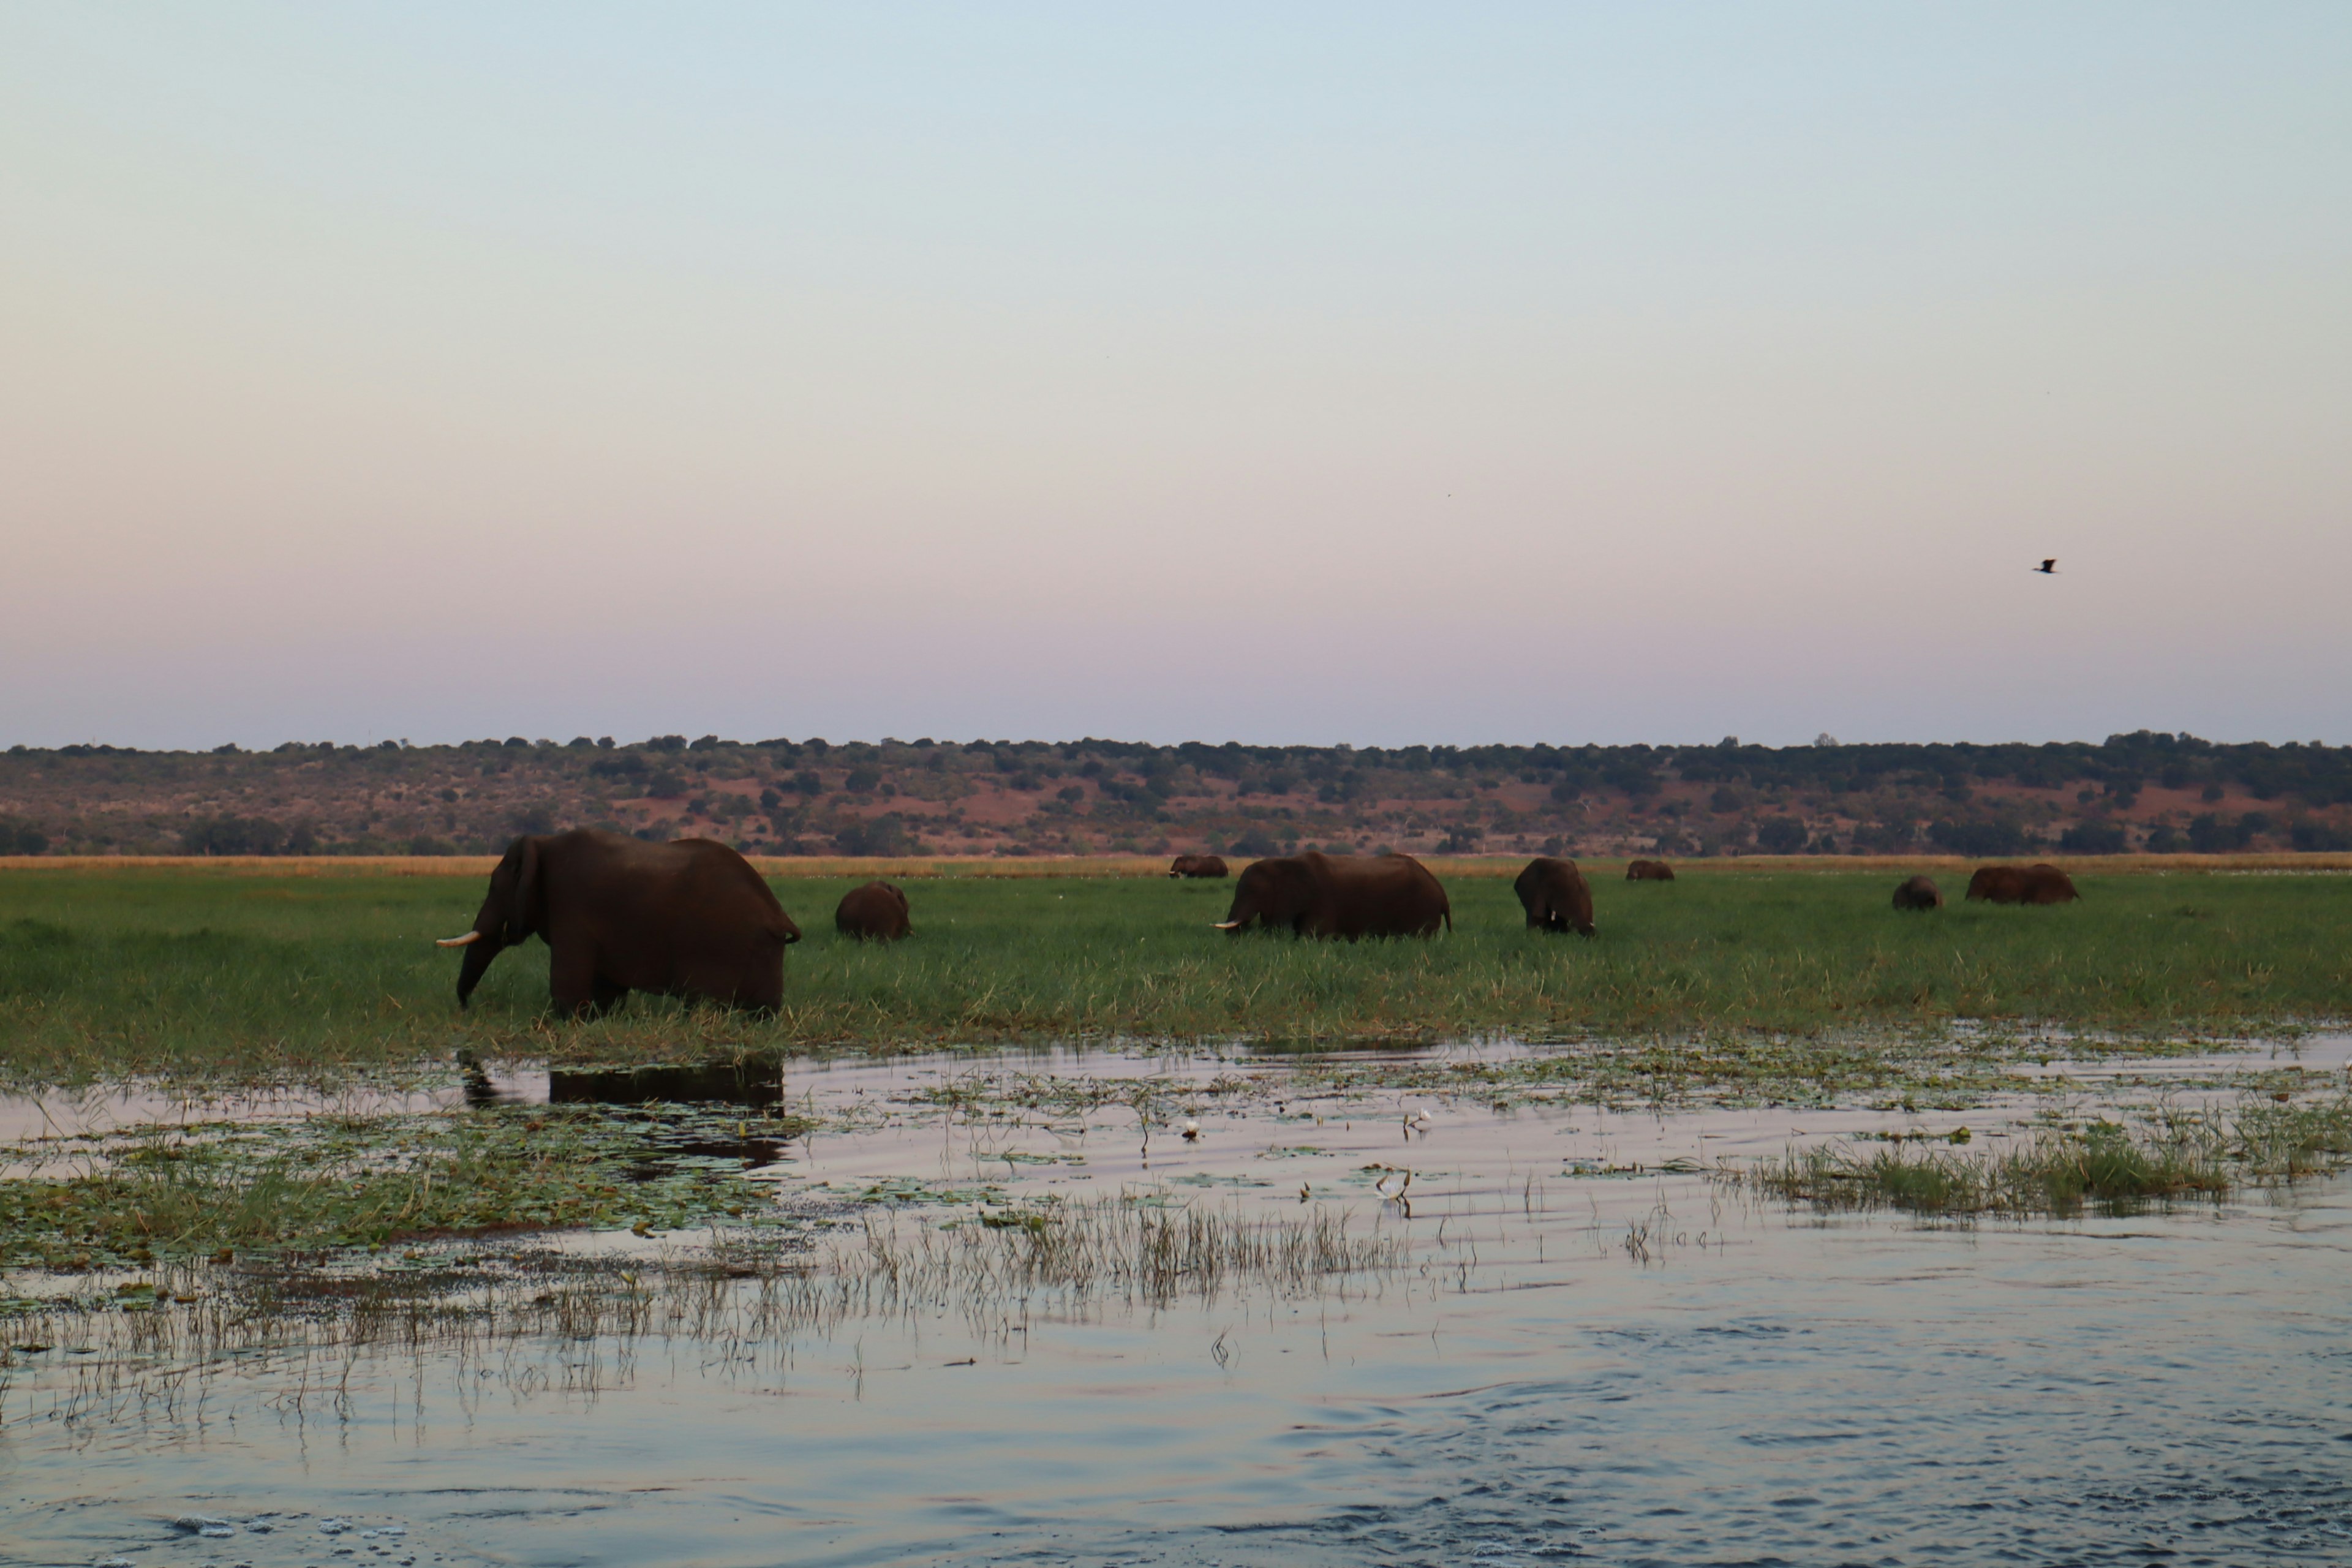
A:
[2034,559,2057,574]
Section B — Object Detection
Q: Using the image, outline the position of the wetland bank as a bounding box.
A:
[5,861,2351,1565]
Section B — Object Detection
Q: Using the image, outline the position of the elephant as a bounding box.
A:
[1214,850,1451,939]
[2019,862,2081,904]
[1513,856,1596,935]
[1967,863,2078,905]
[1168,854,1230,879]
[1891,875,1943,911]
[835,879,912,940]
[1626,859,1676,882]
[1964,865,2029,903]
[437,828,801,1016]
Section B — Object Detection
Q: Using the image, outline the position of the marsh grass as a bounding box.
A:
[1735,1094,2352,1216]
[0,1105,810,1271]
[0,1193,1411,1431]
[3,865,2348,1087]
[836,1194,1403,1313]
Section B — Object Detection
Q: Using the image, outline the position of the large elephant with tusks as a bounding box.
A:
[1215,851,1451,939]
[438,829,801,1016]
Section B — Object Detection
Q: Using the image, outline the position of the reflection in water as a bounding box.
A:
[549,1058,784,1107]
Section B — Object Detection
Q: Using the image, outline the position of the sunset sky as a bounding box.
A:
[6,4,2348,750]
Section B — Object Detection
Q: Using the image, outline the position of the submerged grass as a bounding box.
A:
[1734,1093,2352,1217]
[2,865,2348,1087]
[0,1104,809,1271]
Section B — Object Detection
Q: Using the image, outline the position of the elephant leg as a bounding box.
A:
[549,945,601,1019]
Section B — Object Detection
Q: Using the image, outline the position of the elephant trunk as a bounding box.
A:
[454,931,505,1009]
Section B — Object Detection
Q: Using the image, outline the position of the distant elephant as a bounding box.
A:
[1891,875,1943,911]
[1626,859,1676,882]
[1169,854,1231,879]
[836,879,911,940]
[1513,856,1596,935]
[2019,862,2080,904]
[1215,851,1451,939]
[437,829,801,1016]
[1965,865,2029,903]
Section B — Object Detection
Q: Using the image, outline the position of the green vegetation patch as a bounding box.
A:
[1732,1094,2352,1217]
[2,867,2348,1088]
[0,1103,809,1270]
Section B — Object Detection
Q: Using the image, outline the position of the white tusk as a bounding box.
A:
[436,931,484,948]
[1213,921,1242,930]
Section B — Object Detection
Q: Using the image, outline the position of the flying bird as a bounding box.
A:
[2034,559,2057,575]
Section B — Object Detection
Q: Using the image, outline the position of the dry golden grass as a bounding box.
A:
[2,851,2346,880]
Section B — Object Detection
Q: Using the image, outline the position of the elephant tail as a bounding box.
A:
[1442,907,1453,934]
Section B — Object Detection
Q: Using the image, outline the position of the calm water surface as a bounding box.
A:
[4,1044,2349,1566]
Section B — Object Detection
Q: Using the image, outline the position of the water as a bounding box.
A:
[6,1044,2350,1566]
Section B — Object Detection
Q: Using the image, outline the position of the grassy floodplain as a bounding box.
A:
[1,855,2348,1088]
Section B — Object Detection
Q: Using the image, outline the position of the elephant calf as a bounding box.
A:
[1216,850,1450,939]
[1626,859,1676,882]
[1168,854,1230,879]
[836,880,912,940]
[1891,875,1943,911]
[1514,856,1596,935]
[438,828,801,1017]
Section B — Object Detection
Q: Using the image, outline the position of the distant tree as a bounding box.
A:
[1227,829,1281,858]
[2144,825,2185,853]
[2186,813,2244,853]
[1928,818,2029,858]
[0,816,48,855]
[180,816,283,856]
[2058,821,2128,854]
[834,813,920,856]
[2291,821,2352,851]
[1754,816,1809,854]
[844,766,881,793]
[509,801,560,834]
[791,770,822,796]
[646,771,687,800]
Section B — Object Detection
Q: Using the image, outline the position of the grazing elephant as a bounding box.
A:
[437,829,801,1016]
[1891,875,1943,911]
[1215,851,1451,939]
[1168,853,1231,879]
[835,879,912,940]
[1513,856,1596,935]
[2019,862,2080,904]
[1964,865,2029,903]
[1626,859,1676,882]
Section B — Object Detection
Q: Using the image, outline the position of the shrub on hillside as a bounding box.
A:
[834,814,919,856]
[2059,821,2129,854]
[2291,821,2352,852]
[1928,818,2029,858]
[179,816,284,856]
[0,816,49,855]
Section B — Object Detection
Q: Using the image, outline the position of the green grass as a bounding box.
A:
[0,1102,811,1270]
[2,865,2348,1087]
[1734,1095,2352,1217]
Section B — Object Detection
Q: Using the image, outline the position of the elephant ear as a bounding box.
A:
[1274,856,1319,918]
[506,836,545,944]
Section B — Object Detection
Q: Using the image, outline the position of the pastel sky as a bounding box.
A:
[6,4,2348,750]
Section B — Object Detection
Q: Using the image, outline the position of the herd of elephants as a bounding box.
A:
[434,826,2081,1018]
